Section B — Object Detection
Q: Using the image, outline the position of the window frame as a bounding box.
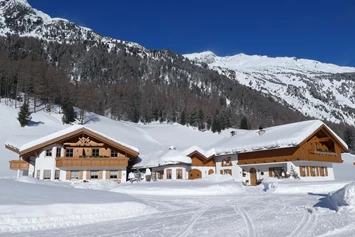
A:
[70,170,79,180]
[110,171,118,179]
[45,149,52,157]
[111,150,118,157]
[43,170,51,180]
[56,148,61,158]
[66,149,74,157]
[92,149,100,157]
[54,170,60,180]
[166,169,172,179]
[91,170,99,179]
[176,169,183,179]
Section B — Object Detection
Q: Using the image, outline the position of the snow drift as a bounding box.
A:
[328,181,355,211]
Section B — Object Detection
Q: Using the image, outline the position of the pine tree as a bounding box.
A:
[18,103,32,127]
[180,110,186,125]
[197,109,205,130]
[290,166,300,179]
[61,101,76,124]
[211,115,220,133]
[240,116,249,129]
[344,128,354,151]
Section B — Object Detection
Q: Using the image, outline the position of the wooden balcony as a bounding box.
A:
[56,157,128,168]
[9,160,29,170]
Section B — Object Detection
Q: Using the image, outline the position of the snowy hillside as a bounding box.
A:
[184,51,355,125]
[1,100,355,180]
[0,100,224,177]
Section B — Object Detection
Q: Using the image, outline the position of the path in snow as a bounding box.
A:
[2,190,354,237]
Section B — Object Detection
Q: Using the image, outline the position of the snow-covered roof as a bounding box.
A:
[182,146,215,158]
[159,150,192,165]
[6,125,139,154]
[209,120,348,155]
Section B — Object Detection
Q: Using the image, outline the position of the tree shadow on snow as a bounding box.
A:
[28,121,44,127]
[83,114,100,124]
[309,192,337,211]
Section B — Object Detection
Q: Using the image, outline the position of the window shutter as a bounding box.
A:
[66,171,71,180]
[325,167,328,176]
[220,170,223,175]
[118,170,122,179]
[230,169,232,176]
[78,171,83,180]
[86,171,91,180]
[99,171,103,179]
[106,170,110,179]
[307,166,310,176]
[269,168,273,177]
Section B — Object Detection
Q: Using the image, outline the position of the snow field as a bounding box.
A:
[0,178,157,233]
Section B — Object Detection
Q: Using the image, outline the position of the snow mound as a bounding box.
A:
[16,176,70,187]
[328,181,355,211]
[193,174,236,183]
[0,202,156,232]
[263,179,348,194]
[113,179,244,196]
[71,180,120,191]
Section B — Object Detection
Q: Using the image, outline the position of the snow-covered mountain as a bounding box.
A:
[0,0,145,51]
[184,51,355,125]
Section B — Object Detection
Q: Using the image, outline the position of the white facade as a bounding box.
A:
[152,164,190,180]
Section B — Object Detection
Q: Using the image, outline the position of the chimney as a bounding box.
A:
[258,126,266,136]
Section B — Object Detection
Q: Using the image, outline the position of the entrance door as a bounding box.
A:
[249,168,257,186]
[188,169,202,180]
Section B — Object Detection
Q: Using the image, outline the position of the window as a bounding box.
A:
[56,148,61,157]
[66,149,73,157]
[111,150,118,157]
[91,170,99,179]
[46,149,52,157]
[223,169,232,175]
[36,170,40,179]
[176,169,183,179]
[92,149,100,157]
[166,169,172,179]
[110,171,118,179]
[44,170,51,180]
[70,171,79,180]
[55,170,60,180]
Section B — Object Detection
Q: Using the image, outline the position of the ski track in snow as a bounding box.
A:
[235,202,257,237]
[134,126,164,149]
[173,205,210,237]
[287,208,318,237]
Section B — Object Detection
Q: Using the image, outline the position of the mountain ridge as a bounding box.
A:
[184,51,355,126]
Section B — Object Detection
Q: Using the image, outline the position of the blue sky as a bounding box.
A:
[28,0,355,66]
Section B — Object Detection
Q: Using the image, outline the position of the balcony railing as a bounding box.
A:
[309,150,337,156]
[56,157,128,168]
[9,160,29,170]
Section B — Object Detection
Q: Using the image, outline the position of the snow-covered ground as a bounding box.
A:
[1,100,355,236]
[1,176,355,236]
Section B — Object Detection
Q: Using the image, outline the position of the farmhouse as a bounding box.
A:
[6,126,139,182]
[136,120,348,185]
[5,120,349,185]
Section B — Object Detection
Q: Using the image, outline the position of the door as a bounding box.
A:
[188,169,202,180]
[208,169,214,175]
[249,168,257,186]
